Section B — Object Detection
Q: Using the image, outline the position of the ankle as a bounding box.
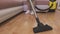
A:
[25,10,30,14]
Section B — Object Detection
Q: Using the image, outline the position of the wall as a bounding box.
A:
[57,0,60,9]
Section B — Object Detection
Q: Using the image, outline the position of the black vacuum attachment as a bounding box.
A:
[33,17,53,33]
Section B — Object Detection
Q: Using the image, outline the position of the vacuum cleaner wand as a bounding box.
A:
[29,0,53,33]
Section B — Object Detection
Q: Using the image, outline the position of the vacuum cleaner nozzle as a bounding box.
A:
[33,24,53,33]
[33,18,53,33]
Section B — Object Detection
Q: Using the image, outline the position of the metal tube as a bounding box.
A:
[29,0,38,18]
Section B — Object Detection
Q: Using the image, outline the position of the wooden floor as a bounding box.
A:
[0,10,60,34]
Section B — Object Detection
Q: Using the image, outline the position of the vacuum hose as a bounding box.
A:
[35,3,53,11]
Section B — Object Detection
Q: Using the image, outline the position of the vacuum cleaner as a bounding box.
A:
[29,0,53,33]
[48,0,57,12]
[35,0,57,13]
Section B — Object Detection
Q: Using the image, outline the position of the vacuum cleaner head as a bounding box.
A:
[33,18,53,33]
[33,24,53,33]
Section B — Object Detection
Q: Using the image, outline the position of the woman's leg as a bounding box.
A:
[24,0,35,14]
[25,0,32,14]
